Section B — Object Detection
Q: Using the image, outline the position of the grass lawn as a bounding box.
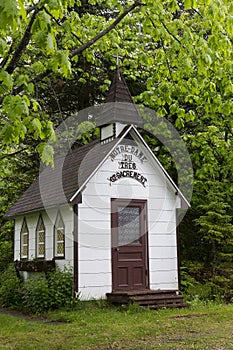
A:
[0,302,232,350]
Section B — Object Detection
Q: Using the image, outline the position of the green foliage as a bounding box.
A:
[0,241,13,272]
[180,266,197,294]
[21,266,75,314]
[46,266,75,309]
[0,264,23,307]
[181,261,233,303]
[76,121,99,145]
[195,183,233,276]
[0,0,18,30]
[0,265,75,314]
[21,274,51,314]
[184,277,233,304]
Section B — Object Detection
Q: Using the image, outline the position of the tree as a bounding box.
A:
[195,182,233,277]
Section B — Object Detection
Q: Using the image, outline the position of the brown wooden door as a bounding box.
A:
[111,199,149,291]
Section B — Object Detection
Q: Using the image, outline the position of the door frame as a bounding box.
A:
[111,198,149,291]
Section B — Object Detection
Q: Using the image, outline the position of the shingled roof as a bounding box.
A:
[5,138,119,217]
[96,66,143,127]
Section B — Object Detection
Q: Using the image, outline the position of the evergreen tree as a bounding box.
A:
[195,182,233,277]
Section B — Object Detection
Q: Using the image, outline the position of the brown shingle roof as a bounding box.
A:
[105,67,135,104]
[5,139,118,217]
[96,67,143,127]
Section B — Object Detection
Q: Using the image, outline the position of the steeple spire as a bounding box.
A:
[104,65,135,104]
[96,66,143,128]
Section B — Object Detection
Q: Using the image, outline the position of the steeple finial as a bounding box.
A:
[113,54,124,67]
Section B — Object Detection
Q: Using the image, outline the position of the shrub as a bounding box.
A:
[47,266,75,309]
[0,241,13,273]
[209,275,233,303]
[20,266,75,314]
[0,264,22,307]
[180,266,197,294]
[181,261,233,303]
[0,264,75,314]
[21,274,51,314]
[182,269,233,303]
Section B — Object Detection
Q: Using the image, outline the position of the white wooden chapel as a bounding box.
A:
[6,67,189,307]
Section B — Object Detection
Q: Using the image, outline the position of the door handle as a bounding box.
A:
[115,247,119,252]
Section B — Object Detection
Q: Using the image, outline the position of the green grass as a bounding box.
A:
[0,302,233,349]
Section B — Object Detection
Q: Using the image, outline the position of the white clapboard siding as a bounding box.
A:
[79,273,111,289]
[149,246,177,259]
[149,234,177,247]
[79,286,112,300]
[78,139,180,299]
[150,270,178,290]
[150,257,178,271]
[150,281,178,290]
[149,222,177,235]
[79,246,111,261]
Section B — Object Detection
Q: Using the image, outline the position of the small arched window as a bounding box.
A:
[20,218,29,259]
[36,215,45,258]
[54,212,65,258]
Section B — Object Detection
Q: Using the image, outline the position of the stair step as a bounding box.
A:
[106,290,188,310]
[133,298,184,306]
[148,303,189,310]
[130,294,184,302]
[107,290,179,297]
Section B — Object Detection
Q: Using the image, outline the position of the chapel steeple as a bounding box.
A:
[97,66,143,144]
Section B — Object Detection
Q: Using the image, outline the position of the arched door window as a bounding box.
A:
[20,218,29,259]
[36,215,45,258]
[54,212,65,258]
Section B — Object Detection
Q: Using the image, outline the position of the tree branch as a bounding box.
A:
[5,6,41,74]
[149,15,182,47]
[160,20,182,44]
[43,6,84,45]
[70,0,142,58]
[0,148,26,160]
[0,41,15,69]
[161,39,173,80]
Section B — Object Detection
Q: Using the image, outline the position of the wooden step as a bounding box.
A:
[106,290,188,310]
[131,295,184,304]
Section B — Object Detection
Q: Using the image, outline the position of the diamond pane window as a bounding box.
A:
[57,242,64,255]
[36,215,45,258]
[38,244,45,256]
[22,244,28,257]
[57,229,64,242]
[23,234,28,245]
[20,218,29,259]
[54,212,65,258]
